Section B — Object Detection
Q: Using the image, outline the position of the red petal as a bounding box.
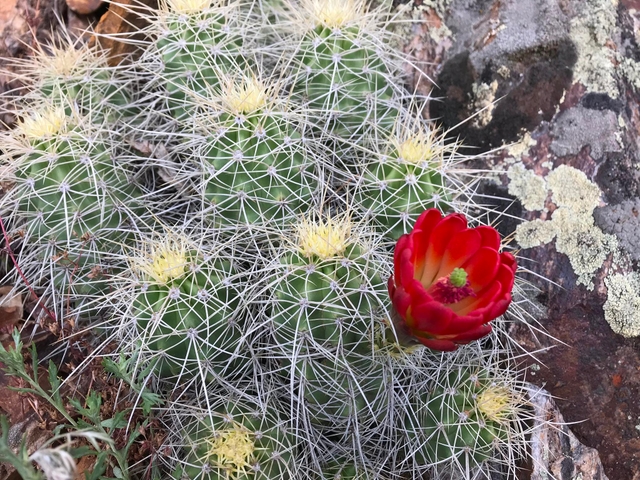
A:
[407,300,453,334]
[413,208,444,232]
[434,228,482,280]
[448,324,493,343]
[500,252,518,274]
[415,337,458,351]
[462,247,500,291]
[476,226,501,250]
[387,276,396,298]
[397,248,415,290]
[454,281,502,316]
[442,312,485,334]
[487,294,512,319]
[419,214,468,287]
[390,284,413,318]
[393,234,411,283]
[412,209,443,280]
[495,261,516,293]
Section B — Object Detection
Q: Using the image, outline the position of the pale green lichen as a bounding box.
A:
[506,131,537,158]
[547,165,601,212]
[619,56,640,91]
[603,272,640,337]
[507,163,547,211]
[515,219,556,249]
[569,0,619,97]
[513,165,615,289]
[569,0,640,96]
[471,80,498,128]
[553,207,617,288]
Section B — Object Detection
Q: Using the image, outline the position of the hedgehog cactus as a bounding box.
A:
[127,233,246,379]
[409,366,523,470]
[355,124,452,239]
[179,75,317,230]
[289,0,400,139]
[298,353,390,427]
[5,40,134,124]
[174,397,298,479]
[269,216,386,355]
[151,0,250,119]
[0,105,143,297]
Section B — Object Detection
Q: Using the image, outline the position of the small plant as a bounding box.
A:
[0,330,161,480]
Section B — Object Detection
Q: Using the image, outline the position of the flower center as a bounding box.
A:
[430,268,475,304]
[307,0,363,28]
[136,237,189,284]
[207,426,255,474]
[396,135,433,164]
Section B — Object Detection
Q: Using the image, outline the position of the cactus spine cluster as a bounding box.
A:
[0,0,536,478]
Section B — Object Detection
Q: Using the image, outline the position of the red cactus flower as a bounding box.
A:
[388,209,517,351]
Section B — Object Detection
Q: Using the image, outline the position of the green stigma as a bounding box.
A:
[449,268,468,288]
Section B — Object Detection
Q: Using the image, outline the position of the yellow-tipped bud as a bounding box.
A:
[136,237,189,284]
[207,425,255,474]
[306,0,364,28]
[223,78,269,115]
[476,385,515,424]
[297,217,352,260]
[39,45,87,78]
[167,0,211,14]
[18,107,67,140]
[394,129,440,165]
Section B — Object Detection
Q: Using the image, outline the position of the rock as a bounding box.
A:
[594,199,640,261]
[527,385,609,480]
[398,0,640,477]
[429,0,577,151]
[0,287,21,332]
[65,0,103,15]
[550,106,621,159]
[91,0,159,65]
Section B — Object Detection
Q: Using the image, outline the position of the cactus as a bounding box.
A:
[148,0,251,120]
[354,122,453,239]
[4,39,134,124]
[119,232,247,380]
[287,0,402,139]
[268,216,386,355]
[174,74,317,230]
[0,105,143,298]
[173,396,298,479]
[408,364,526,472]
[0,1,537,478]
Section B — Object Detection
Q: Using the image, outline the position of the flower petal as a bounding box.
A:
[477,226,501,250]
[419,214,468,287]
[390,283,412,318]
[415,337,458,351]
[412,209,443,281]
[393,234,411,283]
[434,228,482,280]
[407,300,453,334]
[447,324,492,343]
[454,281,502,316]
[462,247,500,291]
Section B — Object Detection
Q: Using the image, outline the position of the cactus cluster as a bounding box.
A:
[0,0,535,478]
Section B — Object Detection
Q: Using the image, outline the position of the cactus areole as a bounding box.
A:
[388,209,517,351]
